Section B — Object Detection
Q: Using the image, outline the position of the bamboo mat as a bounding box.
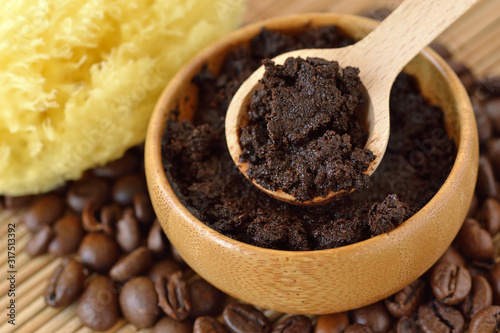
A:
[1,0,500,332]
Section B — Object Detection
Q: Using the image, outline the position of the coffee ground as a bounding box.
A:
[240,57,375,201]
[162,26,456,251]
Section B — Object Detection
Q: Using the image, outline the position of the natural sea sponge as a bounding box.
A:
[0,0,245,195]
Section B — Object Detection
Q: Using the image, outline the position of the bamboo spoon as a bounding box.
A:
[225,0,478,205]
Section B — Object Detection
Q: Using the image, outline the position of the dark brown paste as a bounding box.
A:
[240,57,375,201]
[161,26,456,251]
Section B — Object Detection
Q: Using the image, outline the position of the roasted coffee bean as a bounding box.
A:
[457,218,494,260]
[154,316,193,333]
[461,72,477,95]
[448,59,475,93]
[148,259,182,284]
[134,192,155,224]
[194,316,227,333]
[26,225,54,257]
[395,317,419,333]
[4,195,33,209]
[119,276,160,328]
[82,201,104,233]
[189,278,225,319]
[314,313,349,333]
[156,270,191,321]
[92,151,138,178]
[485,97,500,133]
[429,42,452,59]
[223,302,270,333]
[418,301,464,333]
[460,275,492,319]
[48,215,84,257]
[109,246,152,282]
[46,258,85,307]
[24,194,64,232]
[474,100,494,144]
[469,305,500,333]
[435,246,466,268]
[78,233,120,273]
[487,262,500,304]
[487,138,500,178]
[344,324,373,333]
[272,315,312,333]
[480,198,500,235]
[430,261,471,305]
[113,174,147,205]
[471,257,496,270]
[148,220,169,254]
[468,194,479,218]
[116,208,141,253]
[476,76,500,99]
[101,204,121,233]
[385,279,426,318]
[82,202,114,235]
[468,260,496,279]
[351,302,392,333]
[67,177,110,213]
[477,155,498,198]
[78,275,119,331]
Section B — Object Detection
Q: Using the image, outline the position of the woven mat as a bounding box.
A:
[1,0,499,332]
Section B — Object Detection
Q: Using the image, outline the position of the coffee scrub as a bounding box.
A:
[239,57,375,201]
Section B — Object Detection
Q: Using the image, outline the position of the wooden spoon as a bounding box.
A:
[225,0,478,205]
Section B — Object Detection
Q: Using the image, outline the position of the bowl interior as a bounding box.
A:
[146,13,477,313]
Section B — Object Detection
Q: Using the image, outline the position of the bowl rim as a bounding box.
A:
[146,12,477,257]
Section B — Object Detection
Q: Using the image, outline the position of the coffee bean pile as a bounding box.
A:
[2,19,500,333]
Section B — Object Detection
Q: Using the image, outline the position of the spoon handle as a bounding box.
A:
[353,0,479,86]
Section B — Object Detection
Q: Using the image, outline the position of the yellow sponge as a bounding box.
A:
[0,0,245,195]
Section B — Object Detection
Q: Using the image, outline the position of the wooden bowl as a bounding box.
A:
[145,13,479,314]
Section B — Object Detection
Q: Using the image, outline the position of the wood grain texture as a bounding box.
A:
[2,0,498,331]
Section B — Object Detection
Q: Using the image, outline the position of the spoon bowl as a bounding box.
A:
[226,0,477,205]
[225,47,381,205]
[145,13,478,314]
